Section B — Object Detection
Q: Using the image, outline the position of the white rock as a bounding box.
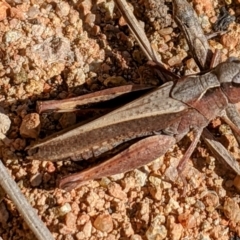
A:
[146,224,167,240]
[0,107,11,140]
[58,203,72,216]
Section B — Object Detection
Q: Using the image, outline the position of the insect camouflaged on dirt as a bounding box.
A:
[27,0,240,191]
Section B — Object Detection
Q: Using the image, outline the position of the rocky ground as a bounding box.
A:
[1,0,240,239]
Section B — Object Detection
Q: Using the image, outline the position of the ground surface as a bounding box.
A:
[1,0,240,239]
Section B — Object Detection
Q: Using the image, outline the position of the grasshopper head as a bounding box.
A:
[216,59,240,103]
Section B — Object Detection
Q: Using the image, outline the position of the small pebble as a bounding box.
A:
[161,180,172,189]
[30,173,42,187]
[122,222,134,237]
[20,113,40,139]
[202,191,219,212]
[223,198,240,223]
[148,175,162,186]
[178,212,196,229]
[130,235,143,240]
[56,2,70,17]
[0,2,10,21]
[149,186,162,200]
[168,51,188,67]
[82,221,92,238]
[59,203,72,216]
[59,112,76,129]
[221,32,239,50]
[93,213,113,233]
[79,0,92,15]
[65,212,77,230]
[0,108,11,139]
[103,76,127,87]
[169,222,183,240]
[77,214,90,226]
[146,224,167,240]
[233,175,240,191]
[108,182,127,200]
[159,27,173,35]
[131,169,148,187]
[198,234,211,240]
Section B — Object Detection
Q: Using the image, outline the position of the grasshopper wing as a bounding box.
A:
[28,82,188,161]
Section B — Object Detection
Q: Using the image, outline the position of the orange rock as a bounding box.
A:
[234,175,240,191]
[192,0,215,17]
[169,222,183,240]
[65,212,77,231]
[178,211,197,229]
[45,162,56,173]
[93,213,113,233]
[10,7,25,20]
[221,32,239,50]
[0,1,10,21]
[119,16,127,26]
[223,198,240,223]
[107,182,127,200]
[19,113,41,139]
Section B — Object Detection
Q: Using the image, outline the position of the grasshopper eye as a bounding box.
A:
[233,72,240,84]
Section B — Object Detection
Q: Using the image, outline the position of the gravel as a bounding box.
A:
[1,0,240,239]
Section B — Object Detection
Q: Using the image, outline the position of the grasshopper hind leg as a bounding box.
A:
[59,135,176,191]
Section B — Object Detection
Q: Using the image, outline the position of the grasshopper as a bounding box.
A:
[27,0,240,191]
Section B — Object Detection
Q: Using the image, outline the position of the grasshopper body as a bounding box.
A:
[28,60,240,190]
